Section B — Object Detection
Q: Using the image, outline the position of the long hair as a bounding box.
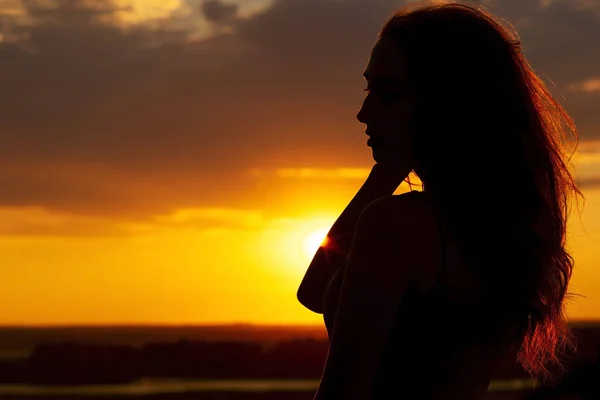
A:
[380,1,584,383]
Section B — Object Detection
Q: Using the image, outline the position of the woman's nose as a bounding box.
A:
[356,104,368,124]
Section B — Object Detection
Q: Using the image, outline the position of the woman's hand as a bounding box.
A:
[365,162,412,192]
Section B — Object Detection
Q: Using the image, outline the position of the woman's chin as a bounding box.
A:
[370,146,382,161]
[371,153,382,164]
[371,148,389,165]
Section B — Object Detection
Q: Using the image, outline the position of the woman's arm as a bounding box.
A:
[296,164,407,314]
[314,194,438,399]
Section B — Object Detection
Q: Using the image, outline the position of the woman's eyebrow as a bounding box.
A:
[363,72,403,85]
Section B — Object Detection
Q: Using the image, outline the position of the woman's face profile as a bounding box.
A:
[357,37,416,169]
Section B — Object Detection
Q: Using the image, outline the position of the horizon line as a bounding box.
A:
[0,319,598,329]
[0,322,327,329]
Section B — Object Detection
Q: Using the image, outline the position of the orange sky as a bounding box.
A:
[2,165,600,326]
[1,0,600,325]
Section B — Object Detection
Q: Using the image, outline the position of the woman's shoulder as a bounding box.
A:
[361,190,434,226]
[356,190,442,279]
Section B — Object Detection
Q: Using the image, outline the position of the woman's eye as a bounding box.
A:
[363,85,398,102]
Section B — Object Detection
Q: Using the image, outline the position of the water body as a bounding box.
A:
[0,378,536,396]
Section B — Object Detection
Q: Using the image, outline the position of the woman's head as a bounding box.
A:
[362,1,584,384]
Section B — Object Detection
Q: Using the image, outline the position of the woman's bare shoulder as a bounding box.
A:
[357,191,441,278]
[362,190,433,225]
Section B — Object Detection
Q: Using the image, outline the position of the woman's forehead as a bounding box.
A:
[364,38,408,81]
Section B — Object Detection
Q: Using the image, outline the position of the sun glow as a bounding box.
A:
[303,229,330,258]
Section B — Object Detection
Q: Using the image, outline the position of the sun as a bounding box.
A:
[303,229,330,258]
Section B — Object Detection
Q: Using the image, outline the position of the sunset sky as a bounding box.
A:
[1,0,600,326]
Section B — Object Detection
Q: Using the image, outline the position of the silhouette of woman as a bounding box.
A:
[297,2,584,399]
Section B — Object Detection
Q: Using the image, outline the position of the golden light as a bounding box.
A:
[114,0,182,24]
[303,229,330,258]
[256,216,336,285]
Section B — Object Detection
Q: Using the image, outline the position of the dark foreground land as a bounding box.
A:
[2,393,536,400]
[1,322,599,399]
[0,392,553,400]
[0,392,539,400]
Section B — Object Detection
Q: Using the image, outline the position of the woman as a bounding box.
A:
[297,2,584,399]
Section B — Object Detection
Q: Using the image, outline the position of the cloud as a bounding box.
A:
[0,0,391,218]
[575,138,600,154]
[152,207,264,229]
[201,0,239,24]
[569,78,600,93]
[0,206,136,237]
[0,0,22,15]
[539,0,600,14]
[0,0,599,225]
[270,167,370,179]
[479,0,600,134]
[0,205,266,237]
[580,177,600,189]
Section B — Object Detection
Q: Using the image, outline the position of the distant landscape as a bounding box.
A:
[0,324,328,359]
[1,322,600,399]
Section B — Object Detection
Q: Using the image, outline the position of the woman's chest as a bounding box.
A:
[322,260,347,338]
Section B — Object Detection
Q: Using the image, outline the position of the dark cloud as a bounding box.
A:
[488,0,600,136]
[201,0,238,24]
[581,177,600,190]
[0,0,599,221]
